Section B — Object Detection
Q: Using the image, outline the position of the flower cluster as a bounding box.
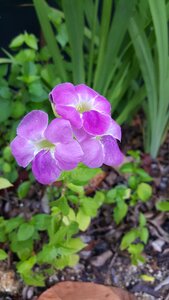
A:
[11,83,123,184]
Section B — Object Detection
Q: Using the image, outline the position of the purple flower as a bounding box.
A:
[73,119,124,168]
[10,110,83,185]
[49,83,111,135]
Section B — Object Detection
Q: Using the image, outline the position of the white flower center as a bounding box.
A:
[76,102,92,113]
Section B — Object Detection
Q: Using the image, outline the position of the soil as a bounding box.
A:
[0,119,169,300]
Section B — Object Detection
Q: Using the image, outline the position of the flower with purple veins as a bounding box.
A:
[73,119,124,168]
[10,110,83,185]
[49,83,111,136]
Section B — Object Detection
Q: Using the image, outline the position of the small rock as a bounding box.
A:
[151,239,165,252]
[90,250,112,267]
[0,270,19,294]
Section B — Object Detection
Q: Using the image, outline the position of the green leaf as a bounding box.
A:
[128,176,139,189]
[137,183,152,202]
[140,227,149,244]
[17,256,37,274]
[67,183,84,195]
[22,273,45,287]
[139,213,146,227]
[63,237,85,252]
[67,164,102,185]
[156,200,169,212]
[5,217,24,233]
[76,209,91,231]
[113,201,128,225]
[128,243,144,255]
[24,33,38,50]
[136,168,153,182]
[11,239,33,260]
[9,34,25,48]
[120,162,134,174]
[0,249,8,260]
[81,197,100,217]
[56,196,70,216]
[17,223,35,241]
[0,99,11,123]
[120,228,139,250]
[0,177,13,190]
[37,244,58,263]
[32,214,51,231]
[17,181,31,199]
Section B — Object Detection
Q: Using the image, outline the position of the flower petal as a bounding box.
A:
[17,110,48,141]
[80,138,104,168]
[93,95,111,114]
[73,126,92,142]
[102,136,124,166]
[10,136,35,167]
[105,119,122,141]
[75,84,98,103]
[83,110,111,135]
[49,83,78,105]
[45,118,73,144]
[55,141,83,170]
[32,150,61,185]
[56,105,82,128]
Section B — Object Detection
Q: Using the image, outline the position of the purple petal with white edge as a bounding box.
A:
[73,126,92,143]
[17,110,48,141]
[49,83,78,105]
[55,140,83,170]
[32,150,61,185]
[75,84,98,103]
[93,95,111,114]
[56,105,82,128]
[83,110,111,135]
[102,136,124,166]
[45,118,73,144]
[10,136,35,167]
[80,138,104,168]
[105,119,122,141]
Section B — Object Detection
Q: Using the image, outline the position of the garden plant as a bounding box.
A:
[0,0,169,299]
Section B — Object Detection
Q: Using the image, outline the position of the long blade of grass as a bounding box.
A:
[93,0,113,90]
[62,0,85,84]
[148,0,169,124]
[117,87,146,124]
[87,0,99,86]
[94,0,136,94]
[128,13,158,134]
[33,0,67,81]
